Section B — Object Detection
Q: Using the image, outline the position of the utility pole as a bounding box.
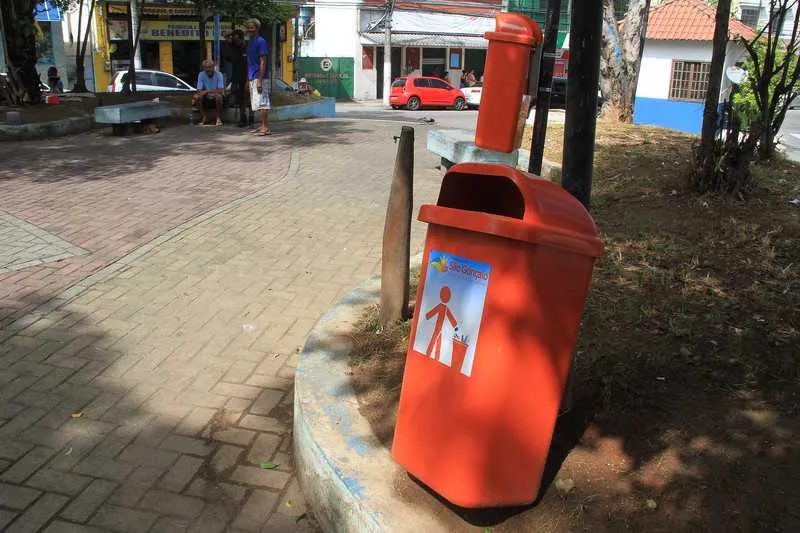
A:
[529,0,562,175]
[382,0,394,106]
[130,0,142,69]
[562,1,602,208]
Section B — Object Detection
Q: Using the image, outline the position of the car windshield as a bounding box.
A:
[392,79,406,87]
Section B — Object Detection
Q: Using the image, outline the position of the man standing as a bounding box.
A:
[227,30,248,127]
[193,59,224,126]
[246,18,270,136]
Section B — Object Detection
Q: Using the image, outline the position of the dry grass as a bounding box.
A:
[348,121,800,532]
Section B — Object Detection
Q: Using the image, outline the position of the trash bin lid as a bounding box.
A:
[484,12,543,47]
[420,163,604,257]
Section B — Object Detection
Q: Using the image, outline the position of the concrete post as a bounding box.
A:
[382,0,393,106]
[380,126,414,326]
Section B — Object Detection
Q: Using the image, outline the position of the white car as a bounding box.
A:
[462,82,482,109]
[107,69,194,92]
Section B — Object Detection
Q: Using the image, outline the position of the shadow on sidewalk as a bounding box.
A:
[0,291,315,531]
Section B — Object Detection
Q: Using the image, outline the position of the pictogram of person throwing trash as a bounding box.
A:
[425,286,458,361]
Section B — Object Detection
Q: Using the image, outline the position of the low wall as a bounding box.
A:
[294,271,443,533]
[0,116,93,142]
[272,97,336,122]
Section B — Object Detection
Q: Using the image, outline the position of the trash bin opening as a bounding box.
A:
[437,171,525,219]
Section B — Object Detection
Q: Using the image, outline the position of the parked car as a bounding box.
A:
[390,76,467,111]
[108,69,195,92]
[462,82,482,109]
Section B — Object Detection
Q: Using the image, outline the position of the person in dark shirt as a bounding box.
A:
[227,30,247,126]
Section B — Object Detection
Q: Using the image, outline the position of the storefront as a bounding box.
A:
[356,9,494,100]
[106,2,233,85]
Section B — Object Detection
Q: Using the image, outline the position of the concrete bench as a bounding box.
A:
[427,129,522,171]
[427,128,562,180]
[94,100,171,135]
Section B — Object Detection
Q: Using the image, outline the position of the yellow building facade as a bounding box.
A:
[91,1,297,92]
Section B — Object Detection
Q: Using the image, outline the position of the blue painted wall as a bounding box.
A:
[272,97,336,122]
[633,97,703,135]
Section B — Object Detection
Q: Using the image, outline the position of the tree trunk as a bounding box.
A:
[694,0,732,189]
[199,12,207,64]
[599,0,651,122]
[619,0,651,120]
[2,0,42,104]
[73,0,96,93]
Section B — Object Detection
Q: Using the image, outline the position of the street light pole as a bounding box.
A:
[382,0,394,106]
[529,0,562,175]
[562,1,602,208]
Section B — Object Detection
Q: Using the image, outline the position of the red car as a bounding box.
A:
[390,76,467,111]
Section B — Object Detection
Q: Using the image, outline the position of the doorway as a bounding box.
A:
[422,47,446,77]
[172,41,202,85]
[376,46,401,100]
[140,42,160,70]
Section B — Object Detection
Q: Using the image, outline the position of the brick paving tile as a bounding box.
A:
[5,492,69,533]
[43,521,109,533]
[89,504,158,533]
[59,479,118,523]
[0,509,18,529]
[0,120,441,531]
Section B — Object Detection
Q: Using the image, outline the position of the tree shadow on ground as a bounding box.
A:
[344,131,800,531]
[0,288,312,531]
[0,118,371,184]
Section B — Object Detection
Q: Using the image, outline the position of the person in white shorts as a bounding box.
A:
[245,18,271,136]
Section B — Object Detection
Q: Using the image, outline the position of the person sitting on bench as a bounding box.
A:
[193,60,224,126]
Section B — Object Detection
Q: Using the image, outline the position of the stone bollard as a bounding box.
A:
[6,111,22,126]
[380,126,414,326]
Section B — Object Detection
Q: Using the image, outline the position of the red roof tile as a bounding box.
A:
[646,0,756,41]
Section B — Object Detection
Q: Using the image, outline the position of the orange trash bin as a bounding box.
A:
[475,13,542,154]
[392,163,604,508]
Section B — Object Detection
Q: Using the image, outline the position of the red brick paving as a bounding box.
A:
[0,127,292,327]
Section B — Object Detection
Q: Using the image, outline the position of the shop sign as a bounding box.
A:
[108,20,233,41]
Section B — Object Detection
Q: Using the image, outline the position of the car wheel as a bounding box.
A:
[406,96,421,111]
[453,97,466,111]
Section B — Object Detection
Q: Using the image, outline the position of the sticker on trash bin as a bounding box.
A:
[413,251,490,377]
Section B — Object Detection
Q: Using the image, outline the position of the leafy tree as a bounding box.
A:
[1,0,43,103]
[188,0,295,64]
[736,0,800,159]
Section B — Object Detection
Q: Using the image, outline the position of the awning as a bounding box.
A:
[34,1,63,22]
[360,33,488,48]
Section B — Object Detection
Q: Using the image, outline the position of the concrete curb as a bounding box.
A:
[295,262,444,533]
[271,97,336,122]
[0,116,93,141]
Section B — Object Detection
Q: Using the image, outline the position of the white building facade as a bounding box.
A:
[297,0,497,100]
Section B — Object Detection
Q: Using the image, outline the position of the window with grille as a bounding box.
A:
[669,61,711,101]
[740,6,760,28]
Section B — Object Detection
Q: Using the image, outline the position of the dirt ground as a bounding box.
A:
[1,91,318,125]
[349,122,800,532]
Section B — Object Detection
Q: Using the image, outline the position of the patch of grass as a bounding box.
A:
[348,272,419,445]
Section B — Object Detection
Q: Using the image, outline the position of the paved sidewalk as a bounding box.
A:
[0,127,293,328]
[0,120,441,532]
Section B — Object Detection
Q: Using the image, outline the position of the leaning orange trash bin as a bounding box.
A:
[392,163,604,508]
